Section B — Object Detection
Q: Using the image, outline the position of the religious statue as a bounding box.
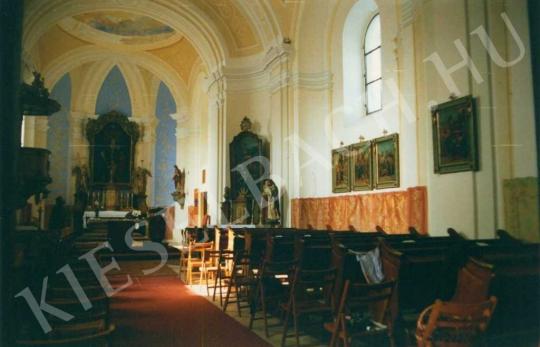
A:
[261,179,280,226]
[172,165,186,208]
[220,186,232,224]
[240,116,252,132]
[72,164,89,194]
[72,164,90,232]
[133,162,152,196]
[133,161,152,215]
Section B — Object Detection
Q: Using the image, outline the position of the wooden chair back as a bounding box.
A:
[452,258,494,303]
[290,266,337,307]
[329,279,396,347]
[341,280,396,323]
[265,233,296,262]
[416,296,497,347]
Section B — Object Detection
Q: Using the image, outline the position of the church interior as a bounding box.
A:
[1,0,539,346]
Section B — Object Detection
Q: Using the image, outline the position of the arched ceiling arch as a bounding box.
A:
[22,0,288,68]
[44,46,189,113]
[23,0,228,70]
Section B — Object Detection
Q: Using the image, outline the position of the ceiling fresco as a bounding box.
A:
[73,12,174,37]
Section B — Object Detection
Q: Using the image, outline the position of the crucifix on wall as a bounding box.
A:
[100,136,120,183]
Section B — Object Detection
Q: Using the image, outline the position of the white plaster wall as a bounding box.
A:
[506,1,538,178]
[23,0,537,237]
[297,88,333,198]
[414,0,537,237]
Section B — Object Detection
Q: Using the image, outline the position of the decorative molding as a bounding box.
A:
[291,71,333,91]
[211,43,292,93]
[57,17,183,52]
[400,0,414,28]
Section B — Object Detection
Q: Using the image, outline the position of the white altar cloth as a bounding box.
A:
[83,210,129,229]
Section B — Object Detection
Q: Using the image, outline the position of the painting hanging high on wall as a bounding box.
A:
[374,134,399,189]
[332,146,351,193]
[431,95,478,174]
[350,141,372,191]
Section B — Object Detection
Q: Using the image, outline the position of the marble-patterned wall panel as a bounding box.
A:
[95,66,132,116]
[154,82,177,206]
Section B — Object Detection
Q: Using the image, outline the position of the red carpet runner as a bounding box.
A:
[109,275,271,347]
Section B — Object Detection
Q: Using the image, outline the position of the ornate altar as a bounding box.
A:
[86,111,140,210]
[229,117,269,224]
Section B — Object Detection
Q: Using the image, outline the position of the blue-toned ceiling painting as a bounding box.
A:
[74,12,174,37]
[47,73,71,202]
[96,66,132,116]
[154,82,177,207]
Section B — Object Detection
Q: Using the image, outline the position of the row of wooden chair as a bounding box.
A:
[180,225,537,346]
[215,227,509,347]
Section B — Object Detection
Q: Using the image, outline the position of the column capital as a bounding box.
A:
[70,111,97,120]
[170,110,189,123]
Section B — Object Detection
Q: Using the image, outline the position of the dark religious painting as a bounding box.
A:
[230,132,267,200]
[93,123,131,184]
[332,146,350,193]
[432,96,478,174]
[86,111,140,187]
[350,141,372,191]
[229,117,269,223]
[374,134,399,189]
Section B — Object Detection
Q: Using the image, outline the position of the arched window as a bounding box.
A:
[364,14,381,114]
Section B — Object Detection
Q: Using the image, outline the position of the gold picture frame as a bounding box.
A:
[373,134,399,189]
[432,95,479,174]
[350,141,373,191]
[332,146,351,193]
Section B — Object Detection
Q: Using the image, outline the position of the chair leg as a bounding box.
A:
[341,315,349,347]
[205,269,210,296]
[261,286,270,337]
[329,315,341,347]
[281,305,291,347]
[223,274,234,313]
[179,252,183,279]
[218,269,224,307]
[292,310,300,347]
[212,266,218,300]
[249,281,261,330]
[235,282,243,316]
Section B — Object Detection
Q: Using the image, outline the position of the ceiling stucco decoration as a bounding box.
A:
[74,11,173,36]
[24,0,228,70]
[58,13,182,50]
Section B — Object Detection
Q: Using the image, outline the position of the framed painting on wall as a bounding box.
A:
[374,134,399,189]
[431,95,478,174]
[332,146,351,193]
[350,141,372,191]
